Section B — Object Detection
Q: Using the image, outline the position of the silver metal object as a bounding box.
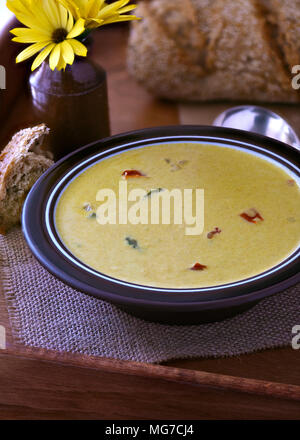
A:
[213,105,300,150]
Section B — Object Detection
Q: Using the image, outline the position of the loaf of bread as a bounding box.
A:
[127,0,300,102]
[0,124,53,234]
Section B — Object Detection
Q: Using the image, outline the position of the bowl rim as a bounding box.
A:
[22,125,300,310]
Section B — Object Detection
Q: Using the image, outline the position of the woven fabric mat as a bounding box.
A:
[0,229,299,363]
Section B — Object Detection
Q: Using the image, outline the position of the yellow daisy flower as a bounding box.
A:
[58,0,140,29]
[7,0,88,71]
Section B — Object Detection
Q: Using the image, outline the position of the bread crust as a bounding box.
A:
[267,0,300,69]
[0,124,53,234]
[127,0,300,102]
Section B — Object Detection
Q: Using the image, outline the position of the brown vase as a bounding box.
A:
[29,58,110,161]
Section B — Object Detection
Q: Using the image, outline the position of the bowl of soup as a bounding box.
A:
[22,126,300,324]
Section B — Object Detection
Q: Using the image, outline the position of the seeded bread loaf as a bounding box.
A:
[127,0,300,102]
[0,124,53,234]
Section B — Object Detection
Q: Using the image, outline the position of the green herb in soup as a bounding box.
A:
[125,236,140,249]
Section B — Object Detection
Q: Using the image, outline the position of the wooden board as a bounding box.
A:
[0,21,299,419]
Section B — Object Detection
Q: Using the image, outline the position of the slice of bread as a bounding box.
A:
[0,124,53,234]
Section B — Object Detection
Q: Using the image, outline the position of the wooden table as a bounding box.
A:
[0,24,300,420]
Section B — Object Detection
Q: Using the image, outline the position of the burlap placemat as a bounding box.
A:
[0,229,299,363]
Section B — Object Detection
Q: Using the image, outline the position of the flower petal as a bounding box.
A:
[61,40,75,65]
[11,27,49,38]
[89,0,106,17]
[58,0,79,20]
[66,10,74,32]
[67,39,87,57]
[42,0,60,28]
[85,0,97,17]
[11,28,50,43]
[16,41,49,63]
[102,14,140,25]
[10,11,51,34]
[118,4,137,14]
[97,0,129,19]
[67,18,85,39]
[84,18,104,29]
[31,42,56,71]
[58,3,68,29]
[49,43,61,70]
[56,53,67,71]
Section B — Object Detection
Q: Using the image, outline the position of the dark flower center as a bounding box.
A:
[52,28,68,43]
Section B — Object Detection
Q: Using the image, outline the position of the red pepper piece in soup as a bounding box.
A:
[207,227,222,239]
[240,209,264,223]
[122,170,146,178]
[190,262,207,271]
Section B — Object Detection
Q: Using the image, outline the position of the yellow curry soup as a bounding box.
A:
[55,143,300,288]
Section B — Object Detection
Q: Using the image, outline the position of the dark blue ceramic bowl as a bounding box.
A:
[22,126,300,324]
